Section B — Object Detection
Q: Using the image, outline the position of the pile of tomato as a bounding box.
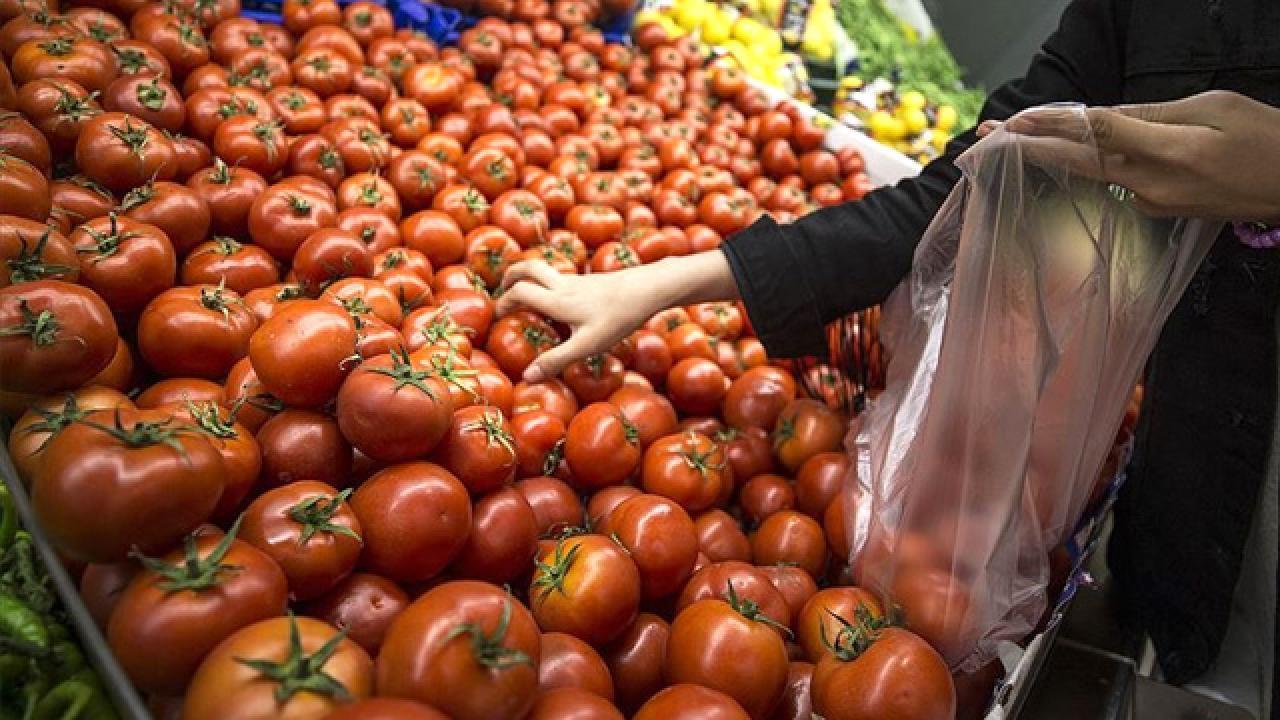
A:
[0,0,997,717]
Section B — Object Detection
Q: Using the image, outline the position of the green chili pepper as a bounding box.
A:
[0,486,15,551]
[0,591,47,649]
[47,641,84,682]
[33,672,118,720]
[0,652,30,687]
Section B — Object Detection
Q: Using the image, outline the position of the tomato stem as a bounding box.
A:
[5,230,75,285]
[820,604,893,662]
[460,409,516,460]
[0,298,60,347]
[531,539,580,603]
[443,599,533,670]
[288,489,362,547]
[723,580,792,637]
[365,348,442,400]
[131,516,245,593]
[234,613,354,703]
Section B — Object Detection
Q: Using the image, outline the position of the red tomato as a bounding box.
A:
[257,408,355,490]
[301,572,410,656]
[597,493,698,600]
[0,280,117,394]
[33,408,224,562]
[510,410,567,479]
[676,561,791,632]
[137,285,256,380]
[249,300,358,408]
[606,385,677,449]
[349,462,471,582]
[69,215,176,315]
[751,510,828,579]
[740,473,796,525]
[240,480,363,601]
[538,631,615,699]
[434,405,518,494]
[641,431,729,513]
[175,400,262,523]
[107,523,289,695]
[773,398,846,472]
[514,475,582,537]
[377,581,542,720]
[529,534,641,645]
[795,451,850,518]
[452,486,538,584]
[563,401,640,491]
[183,615,374,720]
[325,699,450,720]
[811,624,955,720]
[796,586,883,663]
[336,349,453,461]
[633,684,750,720]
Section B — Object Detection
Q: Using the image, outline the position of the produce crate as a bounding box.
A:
[391,0,463,44]
[0,452,151,720]
[598,8,635,45]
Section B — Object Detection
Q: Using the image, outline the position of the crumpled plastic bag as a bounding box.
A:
[845,104,1222,671]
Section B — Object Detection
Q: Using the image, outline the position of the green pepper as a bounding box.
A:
[47,641,84,682]
[33,672,118,720]
[0,486,15,551]
[0,591,47,649]
[0,653,30,687]
[0,534,54,616]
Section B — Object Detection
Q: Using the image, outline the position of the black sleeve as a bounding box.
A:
[722,0,1130,357]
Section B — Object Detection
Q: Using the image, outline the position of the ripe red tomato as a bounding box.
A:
[249,299,358,408]
[598,493,698,600]
[183,615,374,720]
[633,684,750,720]
[0,280,117,394]
[796,586,883,663]
[69,214,176,314]
[377,581,542,720]
[75,112,176,191]
[335,349,453,461]
[248,182,339,263]
[137,285,257,380]
[257,408,355,490]
[563,401,641,490]
[539,631,615,699]
[324,698,450,720]
[666,357,729,415]
[301,572,410,657]
[452,486,539,583]
[107,523,289,695]
[510,409,567,479]
[434,405,518,494]
[794,451,850,518]
[641,431,729,513]
[739,473,796,525]
[240,480,363,601]
[606,386,677,449]
[773,398,846,471]
[811,624,956,720]
[751,510,829,579]
[349,462,471,582]
[33,408,224,562]
[187,160,268,238]
[676,561,792,632]
[529,534,641,645]
[667,593,790,719]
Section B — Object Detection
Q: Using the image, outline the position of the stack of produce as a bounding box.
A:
[0,0,1131,717]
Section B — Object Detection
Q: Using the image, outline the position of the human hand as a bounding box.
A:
[978,91,1280,223]
[495,251,740,383]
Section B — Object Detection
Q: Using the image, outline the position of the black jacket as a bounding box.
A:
[723,0,1280,699]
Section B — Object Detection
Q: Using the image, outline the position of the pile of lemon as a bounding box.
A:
[858,89,958,159]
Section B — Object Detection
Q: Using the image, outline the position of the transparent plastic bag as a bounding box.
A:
[846,104,1222,671]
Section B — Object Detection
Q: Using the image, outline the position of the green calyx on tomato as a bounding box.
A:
[37,36,76,57]
[6,231,76,285]
[426,347,480,402]
[210,236,243,256]
[676,433,725,478]
[53,89,100,123]
[119,182,155,213]
[287,489,362,547]
[253,122,282,162]
[79,408,192,454]
[320,147,341,171]
[723,581,791,637]
[522,325,554,350]
[17,395,92,453]
[234,613,354,703]
[365,349,441,398]
[542,438,565,477]
[208,158,234,185]
[463,188,489,213]
[136,79,168,112]
[353,11,372,27]
[460,409,516,459]
[443,598,533,670]
[772,416,795,450]
[275,283,307,302]
[308,55,332,73]
[78,214,140,258]
[185,400,239,440]
[114,47,152,75]
[282,92,306,111]
[0,298,60,347]
[531,539,580,602]
[108,119,151,159]
[287,194,314,216]
[820,604,895,662]
[358,182,382,207]
[133,516,245,593]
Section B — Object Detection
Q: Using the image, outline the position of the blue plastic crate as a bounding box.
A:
[391,0,463,44]
[599,8,634,45]
[240,7,283,24]
[240,0,283,14]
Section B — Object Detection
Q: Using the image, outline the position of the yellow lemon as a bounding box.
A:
[867,110,896,140]
[702,8,732,44]
[935,105,958,132]
[932,131,952,151]
[674,0,709,31]
[903,107,928,135]
[899,90,926,111]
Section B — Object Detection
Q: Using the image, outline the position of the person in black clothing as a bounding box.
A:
[496,0,1280,715]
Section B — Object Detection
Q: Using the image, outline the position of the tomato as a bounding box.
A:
[595,493,697,600]
[449,486,537,583]
[559,352,622,404]
[136,284,255,379]
[508,409,566,480]
[715,426,774,483]
[0,111,49,175]
[33,407,224,561]
[385,150,443,214]
[0,151,47,222]
[183,615,374,720]
[237,481,361,602]
[323,116,392,172]
[0,280,116,394]
[107,523,289,695]
[325,699,450,720]
[529,534,640,645]
[794,451,850,518]
[605,385,676,450]
[634,684,750,720]
[68,214,174,314]
[772,398,846,471]
[73,111,175,192]
[285,134,345,189]
[888,566,974,659]
[79,560,136,631]
[349,462,471,582]
[750,511,827,580]
[180,236,279,295]
[563,401,640,491]
[640,431,728,513]
[463,224,519,287]
[101,75,183,134]
[257,408,354,490]
[117,180,211,257]
[293,47,354,98]
[46,176,112,235]
[88,336,136,393]
[188,159,268,238]
[170,400,261,522]
[677,561,792,632]
[796,586,882,663]
[301,572,409,656]
[213,114,287,177]
[11,34,115,94]
[284,0,343,37]
[739,473,795,526]
[249,299,357,407]
[290,228,372,292]
[514,476,580,538]
[525,687,622,720]
[7,387,133,484]
[432,183,490,233]
[689,510,748,565]
[811,624,955,720]
[434,405,517,494]
[538,632,614,699]
[131,13,210,77]
[666,591,790,719]
[377,581,541,720]
[133,377,225,410]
